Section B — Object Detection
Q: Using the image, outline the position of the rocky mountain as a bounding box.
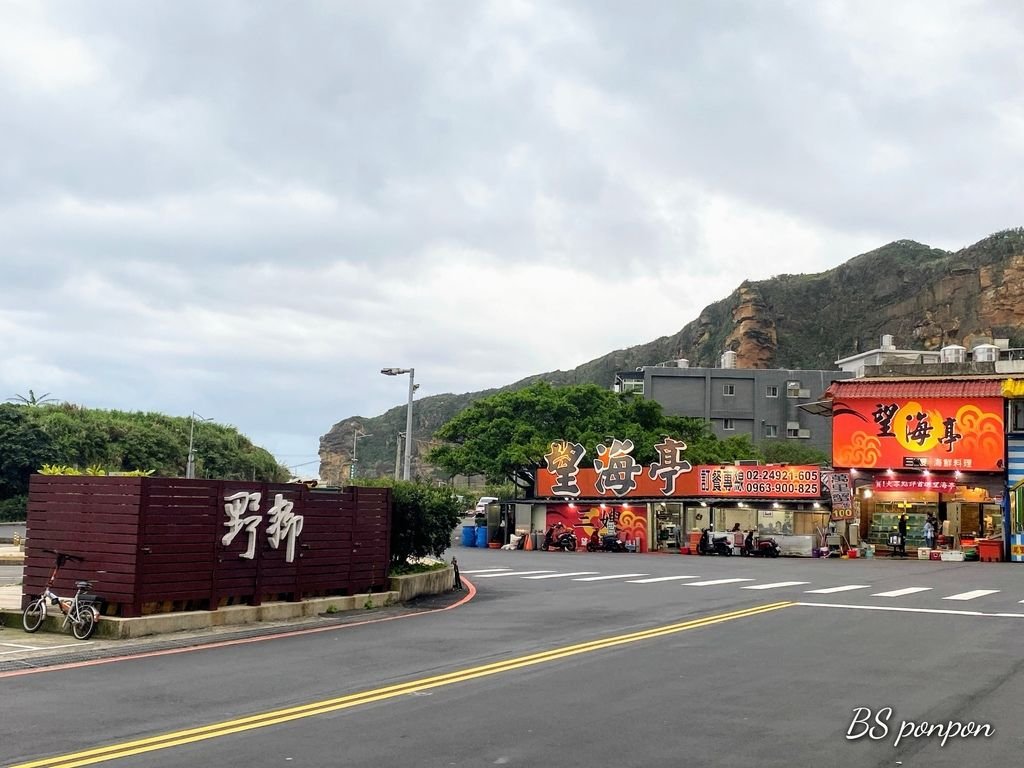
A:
[319,228,1024,483]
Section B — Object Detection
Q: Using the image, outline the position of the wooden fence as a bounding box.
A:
[23,475,391,617]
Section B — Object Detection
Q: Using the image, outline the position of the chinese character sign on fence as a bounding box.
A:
[222,491,304,562]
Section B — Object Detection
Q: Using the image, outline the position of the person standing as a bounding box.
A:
[898,513,909,556]
[923,515,936,550]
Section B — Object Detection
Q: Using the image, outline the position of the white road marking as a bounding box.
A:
[804,585,871,594]
[626,575,698,584]
[521,572,600,580]
[471,570,555,578]
[683,578,755,587]
[742,581,810,590]
[871,587,933,597]
[0,641,93,655]
[572,573,648,582]
[459,569,513,575]
[797,602,1024,618]
[944,590,1000,601]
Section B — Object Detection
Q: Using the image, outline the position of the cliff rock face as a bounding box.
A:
[320,228,1024,479]
[726,284,777,368]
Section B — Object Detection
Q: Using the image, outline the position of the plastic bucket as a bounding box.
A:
[476,527,489,548]
[462,525,477,547]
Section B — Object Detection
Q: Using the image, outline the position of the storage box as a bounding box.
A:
[940,551,965,562]
[929,551,941,561]
[917,547,931,560]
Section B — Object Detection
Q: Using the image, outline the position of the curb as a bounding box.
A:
[0,566,455,638]
[0,556,24,566]
[1,591,403,638]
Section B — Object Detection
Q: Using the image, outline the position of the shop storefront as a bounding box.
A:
[532,438,830,555]
[828,378,1007,557]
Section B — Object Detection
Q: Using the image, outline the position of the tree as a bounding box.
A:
[428,381,757,490]
[355,478,463,566]
[6,389,58,406]
[0,403,291,514]
[0,404,54,499]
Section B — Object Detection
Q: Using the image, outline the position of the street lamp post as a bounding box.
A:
[186,411,213,479]
[381,367,415,480]
[351,429,372,479]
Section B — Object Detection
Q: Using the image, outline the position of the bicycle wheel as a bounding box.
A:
[22,599,45,632]
[71,606,97,640]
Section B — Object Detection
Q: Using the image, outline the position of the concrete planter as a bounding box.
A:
[389,566,454,602]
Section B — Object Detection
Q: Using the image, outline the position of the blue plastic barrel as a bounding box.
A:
[462,525,477,547]
[476,526,489,548]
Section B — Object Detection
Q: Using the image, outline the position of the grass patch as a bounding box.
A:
[389,561,449,576]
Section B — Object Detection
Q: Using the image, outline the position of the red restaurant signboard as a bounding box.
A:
[832,396,1004,472]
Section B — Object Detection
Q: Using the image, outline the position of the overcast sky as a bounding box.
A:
[1,1,1022,473]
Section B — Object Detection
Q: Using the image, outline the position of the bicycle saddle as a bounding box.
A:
[75,581,93,589]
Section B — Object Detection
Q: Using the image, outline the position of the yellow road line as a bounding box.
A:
[10,601,792,768]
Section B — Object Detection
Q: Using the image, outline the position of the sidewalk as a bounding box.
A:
[0,543,24,567]
[0,544,24,613]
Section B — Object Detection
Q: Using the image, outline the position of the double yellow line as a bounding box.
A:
[11,601,792,768]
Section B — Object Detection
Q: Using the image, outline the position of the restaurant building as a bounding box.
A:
[527,438,832,556]
[823,377,1008,555]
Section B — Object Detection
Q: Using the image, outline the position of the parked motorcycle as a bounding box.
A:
[542,522,578,552]
[741,530,781,558]
[586,531,627,552]
[698,527,733,556]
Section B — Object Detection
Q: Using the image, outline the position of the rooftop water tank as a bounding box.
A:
[940,345,966,363]
[881,334,896,350]
[720,350,737,369]
[973,343,998,362]
[676,359,690,368]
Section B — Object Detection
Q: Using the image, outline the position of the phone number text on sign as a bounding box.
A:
[697,466,821,498]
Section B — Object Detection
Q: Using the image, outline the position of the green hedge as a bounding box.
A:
[0,495,26,522]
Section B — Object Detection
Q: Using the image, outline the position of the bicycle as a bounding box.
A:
[22,550,102,640]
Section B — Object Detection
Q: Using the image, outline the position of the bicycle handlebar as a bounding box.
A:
[41,548,85,563]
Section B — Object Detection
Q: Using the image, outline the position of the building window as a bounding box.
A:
[766,385,779,398]
[787,381,810,399]
[623,380,644,395]
[723,384,735,396]
[723,419,735,431]
[764,425,778,438]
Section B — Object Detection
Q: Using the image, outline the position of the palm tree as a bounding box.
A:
[6,389,58,406]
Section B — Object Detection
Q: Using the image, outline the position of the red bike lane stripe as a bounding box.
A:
[0,577,476,679]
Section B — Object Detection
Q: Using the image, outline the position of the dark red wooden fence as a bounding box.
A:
[23,476,391,617]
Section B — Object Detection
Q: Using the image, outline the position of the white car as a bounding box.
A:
[474,496,498,514]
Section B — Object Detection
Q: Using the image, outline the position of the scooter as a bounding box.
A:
[698,527,733,556]
[741,530,781,558]
[586,531,627,552]
[541,522,578,552]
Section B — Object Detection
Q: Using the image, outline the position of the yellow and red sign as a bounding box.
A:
[535,464,821,499]
[832,397,1004,472]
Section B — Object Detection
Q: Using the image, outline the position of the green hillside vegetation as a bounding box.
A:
[0,402,289,520]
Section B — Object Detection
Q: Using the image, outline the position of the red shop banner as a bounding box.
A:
[535,463,822,499]
[833,396,1004,471]
[874,475,957,494]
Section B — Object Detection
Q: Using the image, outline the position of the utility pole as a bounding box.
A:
[351,429,372,479]
[394,432,405,481]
